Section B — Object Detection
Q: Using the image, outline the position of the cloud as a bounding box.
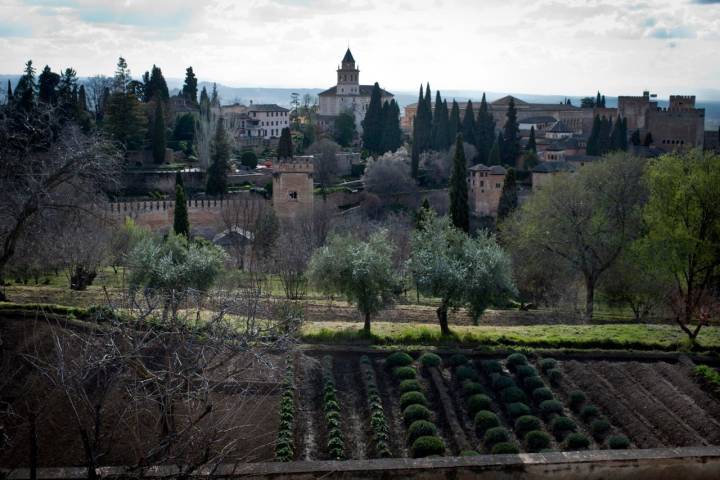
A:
[647,25,697,39]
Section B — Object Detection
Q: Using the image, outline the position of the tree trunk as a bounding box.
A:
[436,300,451,336]
[584,276,595,321]
[363,312,371,335]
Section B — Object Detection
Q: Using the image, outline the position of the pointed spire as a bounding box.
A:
[342,48,355,64]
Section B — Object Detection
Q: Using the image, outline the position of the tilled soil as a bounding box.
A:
[333,356,370,459]
[653,361,720,420]
[373,359,409,457]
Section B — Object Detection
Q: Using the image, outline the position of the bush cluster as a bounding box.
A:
[492,374,515,391]
[481,360,503,375]
[393,366,417,380]
[580,404,600,422]
[507,402,531,419]
[484,427,510,448]
[514,415,541,436]
[322,356,345,460]
[474,410,500,435]
[500,387,527,404]
[456,365,479,383]
[467,394,492,416]
[360,356,391,457]
[515,365,537,379]
[590,418,611,440]
[547,368,562,386]
[386,351,413,368]
[411,436,445,458]
[419,352,442,368]
[532,387,554,403]
[550,416,577,440]
[400,379,422,394]
[523,376,545,392]
[275,359,295,462]
[539,399,564,419]
[462,381,485,397]
[525,430,551,452]
[407,420,438,445]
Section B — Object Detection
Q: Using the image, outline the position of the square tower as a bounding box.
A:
[336,48,360,96]
[272,156,314,220]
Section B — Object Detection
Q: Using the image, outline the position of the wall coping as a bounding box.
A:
[3,447,720,479]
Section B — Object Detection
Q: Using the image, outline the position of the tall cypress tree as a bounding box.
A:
[15,60,37,111]
[431,91,449,151]
[527,126,537,153]
[475,92,495,164]
[502,98,520,167]
[448,100,461,147]
[497,168,518,221]
[488,135,502,166]
[206,117,230,196]
[361,82,384,155]
[620,118,629,151]
[152,101,166,164]
[277,126,293,158]
[381,99,402,153]
[77,85,87,112]
[596,91,602,108]
[6,80,12,105]
[630,128,641,146]
[462,100,476,148]
[411,84,432,178]
[175,170,184,188]
[38,65,60,104]
[598,116,612,154]
[587,115,601,155]
[182,66,199,106]
[173,184,190,237]
[449,133,469,232]
[145,65,169,103]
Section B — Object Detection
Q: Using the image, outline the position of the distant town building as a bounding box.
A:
[222,102,290,140]
[317,48,393,134]
[468,164,506,217]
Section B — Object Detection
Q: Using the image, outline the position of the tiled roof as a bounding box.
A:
[549,120,572,133]
[469,164,507,175]
[519,116,557,124]
[532,161,575,173]
[318,85,393,97]
[247,104,289,112]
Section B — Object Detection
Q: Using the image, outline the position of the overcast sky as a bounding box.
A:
[1,0,719,98]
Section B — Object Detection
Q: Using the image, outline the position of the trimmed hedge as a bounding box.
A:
[386,351,413,368]
[550,416,577,440]
[481,360,503,375]
[400,391,428,410]
[515,365,538,379]
[491,442,520,454]
[474,410,500,435]
[393,366,416,380]
[565,433,590,450]
[467,394,492,416]
[483,427,510,448]
[492,375,515,391]
[514,415,541,436]
[539,358,557,373]
[547,368,562,386]
[506,402,531,419]
[609,435,630,449]
[539,399,564,419]
[404,404,432,426]
[500,387,527,404]
[568,391,586,413]
[523,376,545,392]
[399,379,422,394]
[532,387,554,403]
[411,436,445,458]
[590,418,611,439]
[456,365,479,382]
[407,420,438,445]
[580,404,600,422]
[506,353,528,371]
[525,430,551,452]
[419,352,442,368]
[462,381,485,397]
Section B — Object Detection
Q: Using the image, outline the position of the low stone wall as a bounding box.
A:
[4,447,720,479]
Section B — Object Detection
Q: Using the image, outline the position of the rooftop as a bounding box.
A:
[469,164,507,175]
[318,85,393,97]
[342,48,355,64]
[247,104,289,112]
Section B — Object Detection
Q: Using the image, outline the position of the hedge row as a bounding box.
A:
[321,355,345,460]
[359,356,392,458]
[476,359,522,454]
[275,358,296,462]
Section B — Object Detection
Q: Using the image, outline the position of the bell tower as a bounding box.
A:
[336,48,359,96]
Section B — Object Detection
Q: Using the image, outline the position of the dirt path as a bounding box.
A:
[373,359,408,457]
[333,356,369,459]
[296,354,321,460]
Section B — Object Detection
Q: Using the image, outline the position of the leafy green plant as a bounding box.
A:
[461,450,480,456]
[525,430,551,452]
[500,387,527,403]
[539,358,557,373]
[492,375,515,391]
[449,353,469,366]
[411,436,445,458]
[580,404,600,422]
[467,394,492,416]
[514,415,541,436]
[474,410,500,435]
[393,366,417,380]
[506,353,528,371]
[491,442,520,454]
[407,420,438,445]
[506,402,531,419]
[481,360,503,374]
[275,359,295,462]
[590,418,611,440]
[608,435,630,449]
[322,356,345,460]
[462,381,485,396]
[515,365,537,379]
[404,404,432,426]
[523,376,545,392]
[565,433,590,450]
[400,391,428,410]
[539,399,564,419]
[483,427,510,448]
[386,351,413,368]
[695,365,720,396]
[547,368,562,386]
[456,365,479,382]
[400,379,422,394]
[360,356,392,457]
[550,416,577,440]
[532,387,554,403]
[568,391,586,413]
[419,352,442,368]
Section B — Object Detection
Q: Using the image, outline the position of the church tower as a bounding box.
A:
[336,48,359,96]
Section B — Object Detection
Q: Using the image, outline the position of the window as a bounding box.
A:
[496,183,501,188]
[288,191,298,200]
[480,180,484,187]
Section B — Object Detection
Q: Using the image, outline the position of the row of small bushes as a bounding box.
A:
[276,358,295,462]
[386,351,445,458]
[359,356,392,458]
[695,364,720,397]
[321,355,345,460]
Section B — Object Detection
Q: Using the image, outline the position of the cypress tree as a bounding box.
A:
[206,117,230,196]
[415,197,433,229]
[6,80,12,104]
[381,99,402,153]
[361,82,384,155]
[630,128,641,146]
[411,84,432,178]
[211,83,219,106]
[182,66,199,105]
[58,68,78,117]
[173,184,190,237]
[449,133,469,232]
[601,95,606,108]
[596,91,602,108]
[38,65,59,104]
[587,115,601,155]
[152,101,166,164]
[448,100,461,146]
[77,85,87,112]
[431,90,448,151]
[277,126,293,158]
[598,116,612,154]
[610,115,624,151]
[145,65,169,102]
[643,132,653,147]
[475,93,495,164]
[527,126,537,153]
[620,118,629,151]
[488,135,501,166]
[497,168,518,221]
[502,98,520,167]
[16,60,37,111]
[175,170,184,188]
[462,100,476,147]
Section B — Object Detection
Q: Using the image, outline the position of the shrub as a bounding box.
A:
[456,365,478,382]
[481,360,503,374]
[514,415,541,436]
[400,379,422,394]
[492,375,515,391]
[523,376,545,392]
[547,368,562,386]
[491,442,520,454]
[411,436,445,458]
[461,450,480,456]
[474,410,500,435]
[539,358,557,373]
[483,427,510,448]
[532,387,554,403]
[515,365,537,379]
[565,433,590,450]
[525,430,551,452]
[590,418,611,439]
[580,404,600,422]
[400,391,428,410]
[539,399,564,419]
[404,404,432,426]
[386,352,413,368]
[500,387,527,404]
[551,416,577,440]
[449,353,469,366]
[467,394,492,416]
[506,402,531,419]
[393,366,416,380]
[506,353,528,371]
[462,381,485,397]
[568,391,586,413]
[419,352,442,368]
[407,420,438,445]
[608,435,630,449]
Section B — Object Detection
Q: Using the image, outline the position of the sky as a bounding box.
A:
[1,0,719,99]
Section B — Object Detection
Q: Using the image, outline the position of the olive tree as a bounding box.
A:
[308,229,399,333]
[409,213,515,335]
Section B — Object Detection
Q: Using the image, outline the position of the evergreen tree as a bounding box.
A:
[601,95,606,108]
[598,116,612,154]
[497,168,518,221]
[449,133,469,232]
[6,80,12,105]
[152,101,166,164]
[15,60,37,111]
[415,197,433,229]
[610,115,627,151]
[334,111,355,147]
[206,117,230,196]
[630,128,641,146]
[58,68,78,117]
[182,66,198,105]
[145,65,169,103]
[475,93,495,164]
[173,184,190,237]
[77,85,87,112]
[105,90,147,151]
[587,115,601,155]
[596,91,602,108]
[211,83,219,106]
[38,65,60,104]
[411,84,432,178]
[643,132,653,147]
[527,126,537,153]
[361,82,384,155]
[620,118,629,151]
[113,57,131,94]
[381,99,403,153]
[277,126,293,158]
[488,134,502,166]
[431,90,449,151]
[175,170,184,188]
[461,100,476,147]
[448,100,461,147]
[502,97,520,167]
